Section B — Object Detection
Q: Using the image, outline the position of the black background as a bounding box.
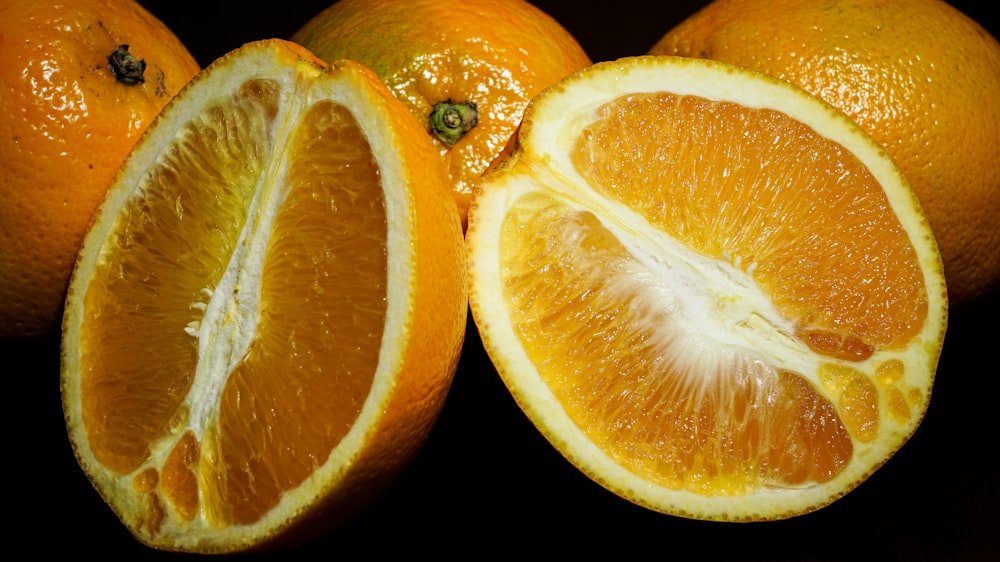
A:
[11,1,998,559]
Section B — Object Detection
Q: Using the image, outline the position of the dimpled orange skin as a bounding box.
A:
[651,0,1000,305]
[292,0,592,228]
[0,0,200,339]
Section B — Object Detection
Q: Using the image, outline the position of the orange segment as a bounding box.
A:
[467,55,946,521]
[570,92,928,353]
[61,40,466,553]
[162,431,200,521]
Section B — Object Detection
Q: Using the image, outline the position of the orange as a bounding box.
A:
[0,0,200,339]
[291,0,592,228]
[650,0,1000,305]
[466,56,947,520]
[61,39,467,552]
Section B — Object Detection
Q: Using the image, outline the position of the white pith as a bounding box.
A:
[184,129,278,440]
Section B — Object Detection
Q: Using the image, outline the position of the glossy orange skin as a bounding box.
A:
[651,0,1000,305]
[0,0,200,338]
[292,0,592,227]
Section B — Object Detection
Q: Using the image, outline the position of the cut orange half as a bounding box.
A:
[466,55,947,521]
[60,39,467,552]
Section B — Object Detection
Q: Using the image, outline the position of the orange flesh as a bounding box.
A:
[79,81,387,525]
[498,93,929,494]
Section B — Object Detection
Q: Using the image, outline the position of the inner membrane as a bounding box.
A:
[79,81,387,524]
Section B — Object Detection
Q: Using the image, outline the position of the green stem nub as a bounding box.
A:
[107,44,146,86]
[429,100,478,145]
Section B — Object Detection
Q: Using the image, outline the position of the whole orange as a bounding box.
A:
[0,0,200,339]
[292,0,592,227]
[651,0,1000,305]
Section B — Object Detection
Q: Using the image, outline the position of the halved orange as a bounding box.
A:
[466,55,947,521]
[61,39,467,552]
